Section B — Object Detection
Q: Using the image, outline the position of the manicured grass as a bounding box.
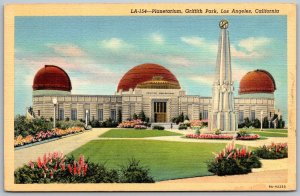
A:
[69,140,227,181]
[248,129,288,134]
[99,129,183,138]
[249,131,287,137]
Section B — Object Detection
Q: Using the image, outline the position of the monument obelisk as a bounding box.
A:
[209,19,237,132]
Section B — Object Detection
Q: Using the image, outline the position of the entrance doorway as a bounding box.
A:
[154,102,167,122]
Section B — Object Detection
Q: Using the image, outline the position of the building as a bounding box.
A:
[31,21,278,130]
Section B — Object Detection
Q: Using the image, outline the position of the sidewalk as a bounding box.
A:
[14,128,110,169]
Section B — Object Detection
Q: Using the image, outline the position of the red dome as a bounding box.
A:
[239,69,276,94]
[33,65,72,91]
[117,63,180,91]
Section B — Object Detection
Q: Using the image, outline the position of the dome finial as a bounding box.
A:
[219,19,229,29]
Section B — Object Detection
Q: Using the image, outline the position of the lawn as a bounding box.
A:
[69,140,227,181]
[99,129,183,138]
[247,130,288,137]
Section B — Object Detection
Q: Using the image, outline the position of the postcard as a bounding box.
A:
[4,3,296,191]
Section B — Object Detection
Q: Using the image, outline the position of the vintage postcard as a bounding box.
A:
[4,3,296,191]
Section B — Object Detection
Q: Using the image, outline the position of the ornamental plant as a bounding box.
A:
[207,142,261,176]
[118,119,146,128]
[14,127,85,147]
[186,133,259,140]
[134,125,147,129]
[254,143,288,159]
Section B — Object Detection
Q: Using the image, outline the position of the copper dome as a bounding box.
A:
[239,69,276,94]
[33,65,72,91]
[117,63,180,91]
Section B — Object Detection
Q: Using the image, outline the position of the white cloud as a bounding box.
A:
[150,33,164,44]
[190,75,214,85]
[181,36,217,52]
[238,37,271,52]
[231,45,261,59]
[47,43,86,57]
[101,38,131,50]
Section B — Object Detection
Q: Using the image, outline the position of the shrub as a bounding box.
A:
[14,115,53,137]
[15,152,119,184]
[134,125,147,129]
[254,143,288,159]
[178,124,188,130]
[214,129,222,135]
[238,130,249,137]
[101,118,118,128]
[207,142,261,176]
[252,118,261,128]
[119,158,154,183]
[152,125,165,130]
[90,120,100,128]
[56,120,85,130]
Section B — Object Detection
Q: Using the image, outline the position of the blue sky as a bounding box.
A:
[15,16,287,121]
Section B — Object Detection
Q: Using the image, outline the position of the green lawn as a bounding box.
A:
[247,130,287,137]
[247,129,288,134]
[69,140,227,181]
[99,129,183,138]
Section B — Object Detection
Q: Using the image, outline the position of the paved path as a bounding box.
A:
[160,158,288,183]
[14,128,110,169]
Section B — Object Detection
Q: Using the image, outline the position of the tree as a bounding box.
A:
[179,112,184,122]
[252,118,261,128]
[184,115,189,121]
[117,109,122,123]
[138,110,146,121]
[262,117,269,128]
[133,113,138,120]
[244,117,252,128]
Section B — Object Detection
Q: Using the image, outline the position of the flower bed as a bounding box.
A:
[254,143,288,159]
[118,119,146,128]
[186,133,260,140]
[15,152,154,183]
[14,127,84,147]
[134,125,147,129]
[207,142,261,176]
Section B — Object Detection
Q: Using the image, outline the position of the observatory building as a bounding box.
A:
[31,20,277,131]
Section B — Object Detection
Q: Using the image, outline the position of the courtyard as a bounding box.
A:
[14,127,288,183]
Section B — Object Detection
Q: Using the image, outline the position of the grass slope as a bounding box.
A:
[69,140,227,181]
[99,129,182,138]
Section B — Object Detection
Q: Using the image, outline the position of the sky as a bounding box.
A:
[15,16,287,121]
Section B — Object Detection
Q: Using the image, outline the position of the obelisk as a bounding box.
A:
[209,19,237,132]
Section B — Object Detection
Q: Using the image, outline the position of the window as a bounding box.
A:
[110,109,116,121]
[203,110,208,120]
[199,112,202,120]
[251,110,255,121]
[37,110,40,116]
[98,109,103,121]
[71,109,77,121]
[239,111,244,123]
[59,108,64,120]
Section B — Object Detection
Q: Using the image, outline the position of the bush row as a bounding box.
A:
[15,152,154,183]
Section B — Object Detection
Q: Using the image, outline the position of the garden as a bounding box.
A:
[14,115,86,147]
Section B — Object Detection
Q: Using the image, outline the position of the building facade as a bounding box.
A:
[31,20,278,131]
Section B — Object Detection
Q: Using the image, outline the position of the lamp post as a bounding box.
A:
[260,110,263,131]
[85,109,89,127]
[52,98,57,129]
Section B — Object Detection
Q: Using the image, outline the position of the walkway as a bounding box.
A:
[160,159,288,183]
[14,128,110,169]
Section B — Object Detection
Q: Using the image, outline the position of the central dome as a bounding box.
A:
[117,63,180,91]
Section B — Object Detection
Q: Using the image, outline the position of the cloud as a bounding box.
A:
[181,36,217,52]
[47,43,86,57]
[238,37,271,52]
[150,33,165,44]
[190,75,214,85]
[101,38,131,50]
[231,45,261,59]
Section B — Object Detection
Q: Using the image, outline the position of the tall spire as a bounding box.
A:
[209,19,237,132]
